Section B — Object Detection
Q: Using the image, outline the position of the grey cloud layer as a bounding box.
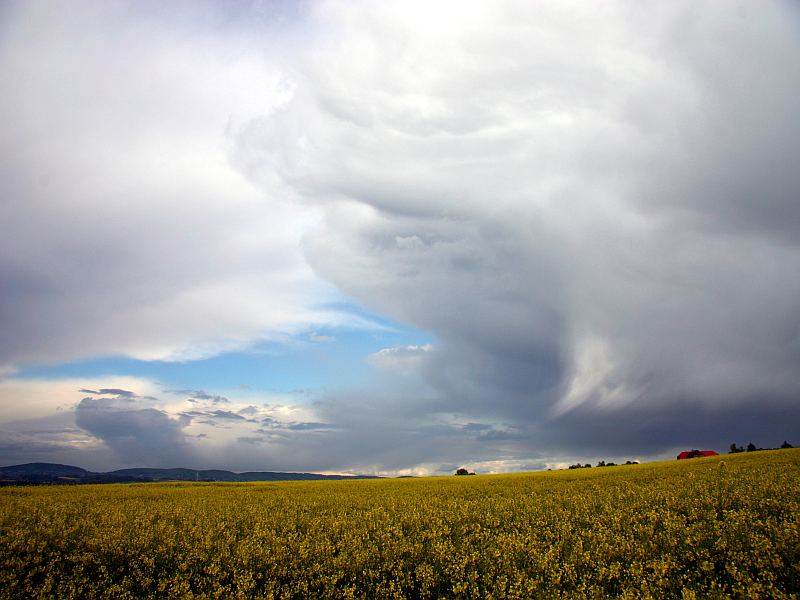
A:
[75,396,192,466]
[57,383,534,474]
[237,1,800,456]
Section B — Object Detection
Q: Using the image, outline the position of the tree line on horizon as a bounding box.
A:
[729,440,793,454]
[566,460,639,470]
[456,441,798,475]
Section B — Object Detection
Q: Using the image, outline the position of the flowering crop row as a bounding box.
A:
[1,449,798,598]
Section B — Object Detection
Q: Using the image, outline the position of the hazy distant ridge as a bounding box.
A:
[0,463,379,484]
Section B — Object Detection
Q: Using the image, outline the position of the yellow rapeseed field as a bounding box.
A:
[1,449,798,598]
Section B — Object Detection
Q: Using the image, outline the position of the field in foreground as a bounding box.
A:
[1,450,798,599]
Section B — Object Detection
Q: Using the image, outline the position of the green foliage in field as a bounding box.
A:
[1,450,798,598]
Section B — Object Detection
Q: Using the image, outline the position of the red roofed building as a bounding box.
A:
[677,449,719,460]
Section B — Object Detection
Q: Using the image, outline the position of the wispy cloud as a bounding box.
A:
[170,390,230,404]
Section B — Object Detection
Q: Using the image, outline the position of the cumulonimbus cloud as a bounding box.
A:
[236,0,800,454]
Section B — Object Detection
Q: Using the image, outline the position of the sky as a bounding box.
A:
[1,0,799,476]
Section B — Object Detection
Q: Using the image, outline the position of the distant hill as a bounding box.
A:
[111,467,380,483]
[0,462,90,477]
[0,463,379,485]
[0,463,145,485]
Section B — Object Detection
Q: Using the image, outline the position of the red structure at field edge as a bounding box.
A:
[677,449,719,460]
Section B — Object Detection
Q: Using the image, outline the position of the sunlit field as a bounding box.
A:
[1,450,798,598]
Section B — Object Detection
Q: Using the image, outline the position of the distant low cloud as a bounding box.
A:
[0,412,99,466]
[170,390,230,404]
[75,396,192,466]
[180,409,256,425]
[286,422,337,431]
[79,388,134,398]
[79,388,157,402]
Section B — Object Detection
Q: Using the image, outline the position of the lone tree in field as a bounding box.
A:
[455,468,470,476]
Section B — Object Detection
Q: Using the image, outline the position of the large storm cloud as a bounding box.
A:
[236,1,800,456]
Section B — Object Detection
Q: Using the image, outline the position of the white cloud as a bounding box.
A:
[0,1,341,369]
[367,344,432,375]
[309,333,336,343]
[0,376,343,470]
[553,336,634,417]
[0,376,161,424]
